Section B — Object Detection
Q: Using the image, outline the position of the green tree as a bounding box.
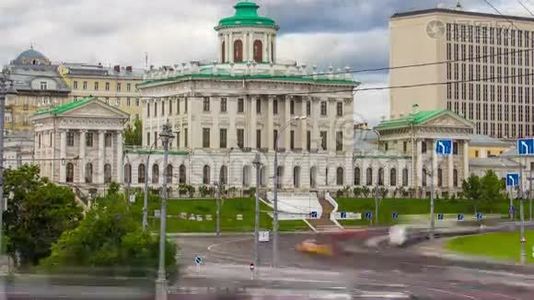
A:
[3,165,82,266]
[462,174,482,203]
[479,170,506,212]
[124,118,142,146]
[41,193,177,277]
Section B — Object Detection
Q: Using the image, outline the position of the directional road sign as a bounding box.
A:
[476,212,483,221]
[457,214,464,221]
[392,212,399,220]
[506,173,520,188]
[436,139,453,156]
[310,211,318,219]
[340,211,347,219]
[437,213,444,221]
[517,138,534,156]
[194,255,203,265]
[365,211,373,220]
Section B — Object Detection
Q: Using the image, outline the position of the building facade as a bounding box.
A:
[31,97,128,193]
[390,6,534,139]
[58,63,144,122]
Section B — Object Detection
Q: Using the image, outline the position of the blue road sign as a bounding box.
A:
[506,173,520,187]
[476,212,483,221]
[310,211,318,219]
[457,214,464,221]
[517,138,534,156]
[194,255,202,265]
[392,212,399,220]
[365,211,373,220]
[437,213,444,221]
[340,211,347,219]
[436,139,453,156]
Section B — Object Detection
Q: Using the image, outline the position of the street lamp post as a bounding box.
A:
[156,122,174,300]
[519,157,526,265]
[273,115,307,268]
[252,153,262,274]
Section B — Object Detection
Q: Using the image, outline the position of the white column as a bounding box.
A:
[225,34,230,63]
[416,140,423,189]
[267,96,274,150]
[312,98,319,151]
[300,99,307,150]
[229,32,234,63]
[448,152,454,188]
[264,33,269,63]
[98,131,105,184]
[117,131,123,184]
[272,34,276,63]
[463,141,469,181]
[79,130,86,183]
[249,96,256,148]
[284,96,291,150]
[59,130,67,183]
[432,140,438,188]
[244,33,249,61]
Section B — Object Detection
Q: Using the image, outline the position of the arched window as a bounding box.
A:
[310,167,317,188]
[152,164,159,184]
[378,168,384,186]
[179,164,186,184]
[220,165,228,186]
[166,165,173,184]
[124,163,131,184]
[138,164,146,183]
[422,169,428,187]
[104,164,112,184]
[234,40,243,62]
[437,168,443,187]
[390,168,397,186]
[241,165,249,187]
[253,40,263,63]
[221,41,226,63]
[276,166,283,189]
[336,167,344,186]
[402,168,409,187]
[366,168,373,186]
[66,163,74,183]
[293,166,301,188]
[85,163,93,183]
[203,165,211,185]
[354,167,361,185]
[453,169,459,187]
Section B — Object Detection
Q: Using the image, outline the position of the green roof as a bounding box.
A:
[34,97,94,116]
[217,1,277,29]
[375,109,449,130]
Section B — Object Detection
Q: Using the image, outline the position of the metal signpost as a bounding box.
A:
[252,153,262,275]
[516,138,533,265]
[432,139,453,239]
[506,173,520,220]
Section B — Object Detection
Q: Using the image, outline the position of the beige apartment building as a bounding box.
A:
[390,7,534,139]
[58,63,144,122]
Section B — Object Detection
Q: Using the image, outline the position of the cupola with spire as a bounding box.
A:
[215,1,279,64]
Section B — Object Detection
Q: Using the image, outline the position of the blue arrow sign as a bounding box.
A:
[476,212,483,221]
[457,214,464,221]
[340,211,347,219]
[436,139,453,156]
[194,255,203,265]
[365,211,373,220]
[392,212,399,220]
[506,173,520,187]
[310,211,318,219]
[437,213,444,220]
[517,138,534,156]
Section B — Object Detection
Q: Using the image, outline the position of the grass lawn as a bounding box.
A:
[336,198,517,226]
[138,197,310,233]
[446,231,534,263]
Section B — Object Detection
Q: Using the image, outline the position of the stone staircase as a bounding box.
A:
[307,195,341,232]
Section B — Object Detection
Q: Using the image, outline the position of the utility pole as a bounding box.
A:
[252,153,262,273]
[156,122,173,300]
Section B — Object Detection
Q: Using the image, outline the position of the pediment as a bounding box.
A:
[422,113,473,129]
[62,101,129,119]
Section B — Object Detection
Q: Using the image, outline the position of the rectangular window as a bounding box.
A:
[320,131,327,150]
[273,99,278,115]
[176,131,180,148]
[219,128,227,149]
[147,132,151,147]
[238,98,244,113]
[67,132,74,147]
[169,98,172,114]
[203,97,210,112]
[127,97,131,106]
[117,83,121,92]
[40,81,47,90]
[320,101,327,116]
[154,131,158,147]
[94,82,99,91]
[184,128,188,148]
[256,129,261,149]
[202,128,210,148]
[83,81,87,90]
[306,101,311,116]
[73,81,78,89]
[220,98,227,112]
[256,98,261,114]
[185,98,188,113]
[105,133,112,147]
[86,132,93,147]
[336,102,343,116]
[105,82,110,91]
[161,100,165,116]
[290,130,295,150]
[237,129,245,149]
[127,83,131,92]
[290,100,295,115]
[306,131,311,151]
[336,131,343,151]
[273,130,278,149]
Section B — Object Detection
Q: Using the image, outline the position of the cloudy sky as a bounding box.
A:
[0,0,529,124]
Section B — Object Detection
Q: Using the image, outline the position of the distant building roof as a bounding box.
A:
[375,109,447,130]
[391,8,534,23]
[11,48,51,66]
[34,96,94,116]
[60,63,144,80]
[217,1,278,30]
[469,157,519,168]
[469,134,513,147]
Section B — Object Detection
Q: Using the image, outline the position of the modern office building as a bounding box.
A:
[390,5,534,139]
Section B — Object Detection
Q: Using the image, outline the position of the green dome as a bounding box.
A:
[217,1,278,29]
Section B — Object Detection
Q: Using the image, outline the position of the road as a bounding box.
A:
[172,229,534,299]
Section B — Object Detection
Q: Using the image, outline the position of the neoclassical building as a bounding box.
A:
[125,1,358,192]
[32,97,128,193]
